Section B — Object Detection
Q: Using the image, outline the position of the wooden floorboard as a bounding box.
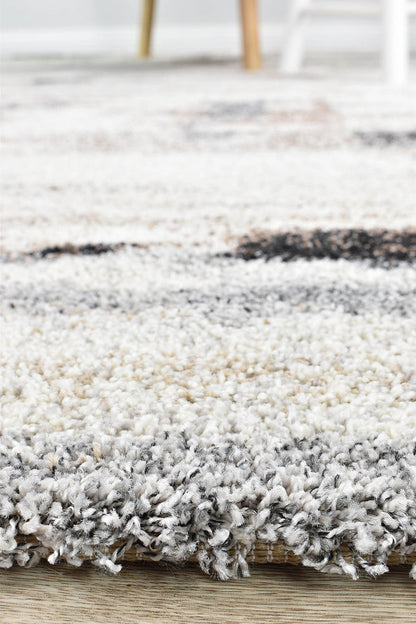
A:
[1,563,414,624]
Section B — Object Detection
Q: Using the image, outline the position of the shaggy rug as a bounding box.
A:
[1,57,415,580]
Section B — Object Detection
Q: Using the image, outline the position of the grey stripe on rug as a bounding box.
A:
[1,59,415,581]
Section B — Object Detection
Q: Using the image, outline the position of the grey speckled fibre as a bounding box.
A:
[1,58,416,580]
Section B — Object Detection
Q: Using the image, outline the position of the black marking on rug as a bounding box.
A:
[233,229,416,264]
[27,242,144,259]
[5,229,416,264]
[355,130,416,147]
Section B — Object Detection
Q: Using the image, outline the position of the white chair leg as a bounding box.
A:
[382,0,409,85]
[280,0,310,74]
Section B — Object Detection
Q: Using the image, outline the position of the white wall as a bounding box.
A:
[2,1,287,30]
[1,0,415,57]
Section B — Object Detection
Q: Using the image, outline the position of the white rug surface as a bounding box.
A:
[1,57,416,579]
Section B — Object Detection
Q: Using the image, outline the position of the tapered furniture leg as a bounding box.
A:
[382,0,408,85]
[240,0,262,70]
[139,0,155,58]
[280,0,309,73]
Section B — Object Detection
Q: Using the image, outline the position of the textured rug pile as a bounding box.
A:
[1,57,415,580]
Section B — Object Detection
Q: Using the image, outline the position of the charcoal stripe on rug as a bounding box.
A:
[1,59,415,580]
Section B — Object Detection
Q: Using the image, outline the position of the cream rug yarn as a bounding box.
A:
[1,57,415,580]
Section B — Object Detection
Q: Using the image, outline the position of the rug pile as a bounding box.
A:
[1,58,415,580]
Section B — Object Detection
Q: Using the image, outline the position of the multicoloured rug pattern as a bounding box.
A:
[1,58,415,579]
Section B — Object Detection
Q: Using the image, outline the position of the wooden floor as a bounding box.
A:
[1,562,414,624]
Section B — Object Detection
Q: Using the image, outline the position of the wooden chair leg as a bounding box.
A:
[240,0,261,70]
[139,0,155,58]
